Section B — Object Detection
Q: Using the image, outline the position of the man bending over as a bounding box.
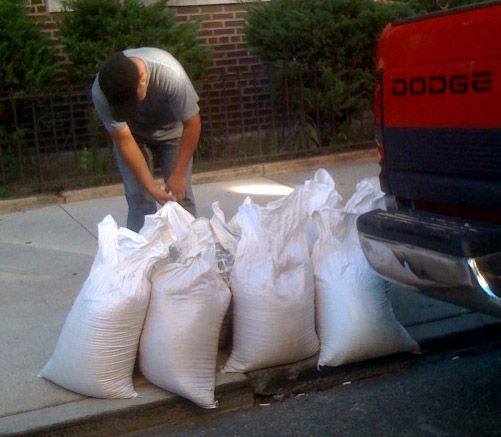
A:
[92,47,200,232]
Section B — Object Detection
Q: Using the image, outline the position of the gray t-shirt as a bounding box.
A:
[92,47,200,142]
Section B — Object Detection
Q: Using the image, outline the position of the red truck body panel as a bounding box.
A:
[375,2,501,220]
[378,5,501,129]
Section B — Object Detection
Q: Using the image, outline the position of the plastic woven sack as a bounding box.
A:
[139,205,231,408]
[40,215,168,398]
[140,199,195,246]
[223,169,340,373]
[312,179,419,367]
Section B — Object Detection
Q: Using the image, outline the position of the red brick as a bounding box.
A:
[214,28,235,36]
[227,50,249,58]
[204,66,226,76]
[213,13,234,20]
[216,59,237,66]
[215,43,237,52]
[202,20,224,29]
[227,65,250,74]
[239,57,259,65]
[225,20,246,28]
[222,83,238,91]
[211,54,226,64]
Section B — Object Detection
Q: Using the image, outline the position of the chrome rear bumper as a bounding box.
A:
[358,233,501,318]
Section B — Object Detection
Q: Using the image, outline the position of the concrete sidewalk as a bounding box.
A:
[0,150,499,436]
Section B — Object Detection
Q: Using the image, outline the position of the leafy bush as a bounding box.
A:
[59,0,212,83]
[0,0,58,96]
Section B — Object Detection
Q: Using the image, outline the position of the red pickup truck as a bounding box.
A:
[357,2,501,318]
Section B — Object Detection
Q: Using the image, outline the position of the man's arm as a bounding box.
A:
[111,126,171,204]
[165,112,201,201]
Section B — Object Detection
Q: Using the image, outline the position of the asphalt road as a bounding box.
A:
[127,334,501,437]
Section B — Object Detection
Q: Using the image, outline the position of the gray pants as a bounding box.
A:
[113,138,197,232]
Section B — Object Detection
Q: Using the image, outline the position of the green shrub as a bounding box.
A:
[245,0,418,146]
[0,0,58,96]
[59,0,212,83]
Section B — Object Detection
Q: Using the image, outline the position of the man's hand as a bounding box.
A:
[165,172,186,202]
[111,126,176,205]
[150,184,173,205]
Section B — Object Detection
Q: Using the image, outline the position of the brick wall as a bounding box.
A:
[173,3,259,77]
[172,3,272,138]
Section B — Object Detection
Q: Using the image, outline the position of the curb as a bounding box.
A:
[3,315,499,437]
[0,149,378,214]
[3,375,253,437]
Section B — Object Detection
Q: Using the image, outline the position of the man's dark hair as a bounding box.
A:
[98,52,139,121]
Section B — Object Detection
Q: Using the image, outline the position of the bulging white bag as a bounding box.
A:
[312,179,419,367]
[139,204,231,408]
[40,215,168,398]
[224,169,340,373]
[140,198,195,245]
